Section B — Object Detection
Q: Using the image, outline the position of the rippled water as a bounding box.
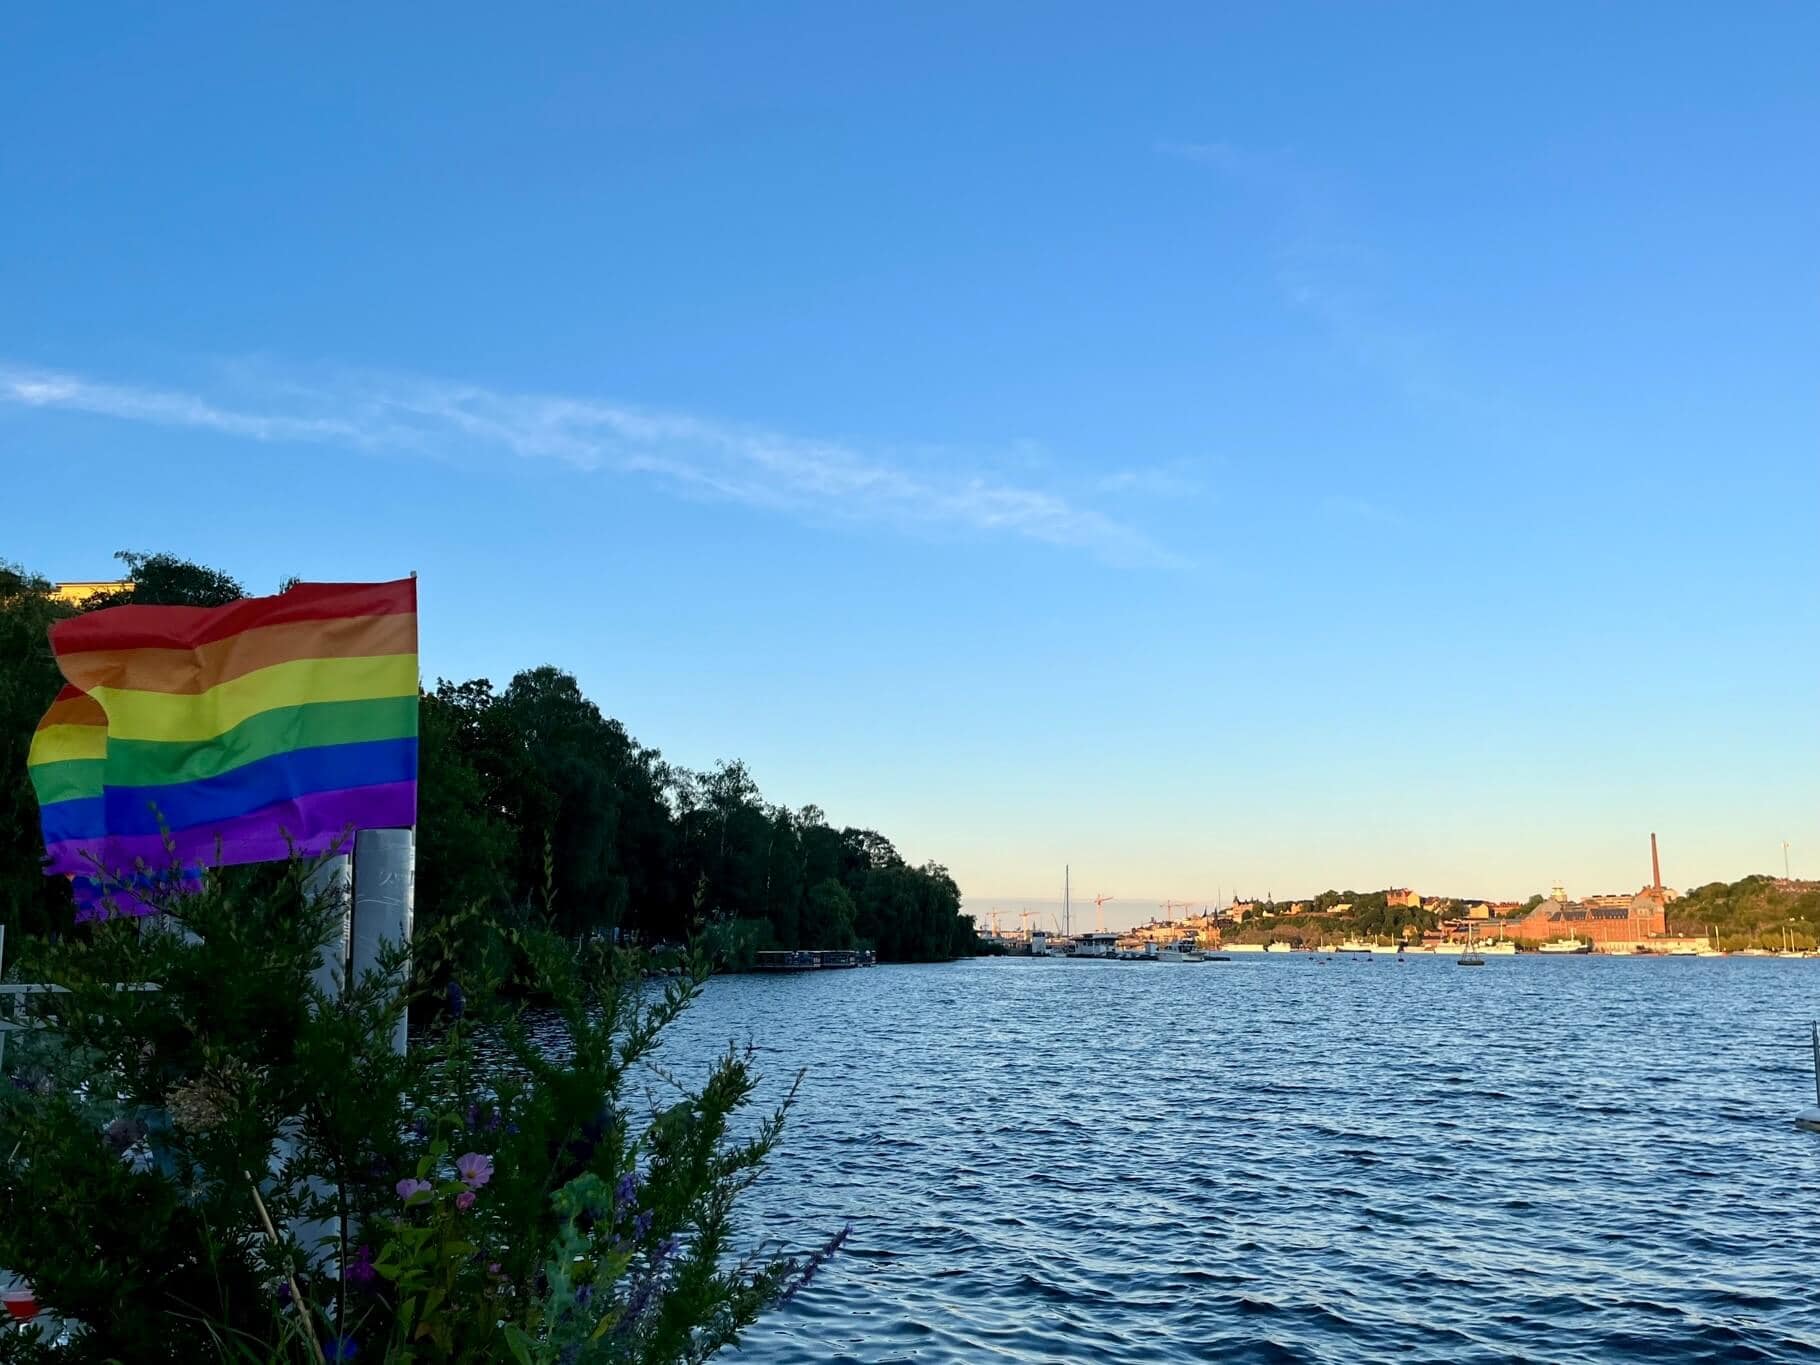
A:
[646,956,1820,1363]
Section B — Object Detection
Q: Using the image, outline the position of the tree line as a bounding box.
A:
[0,554,976,961]
[1669,875,1820,952]
[1216,889,1439,945]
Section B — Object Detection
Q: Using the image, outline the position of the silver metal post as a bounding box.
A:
[292,852,351,1268]
[352,829,415,1055]
[306,854,352,999]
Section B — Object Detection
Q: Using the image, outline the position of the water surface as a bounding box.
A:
[650,955,1820,1363]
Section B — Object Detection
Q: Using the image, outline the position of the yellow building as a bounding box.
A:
[52,581,131,606]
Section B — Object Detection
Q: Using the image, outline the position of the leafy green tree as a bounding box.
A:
[801,879,857,949]
[0,564,74,940]
[414,688,512,939]
[0,552,976,966]
[85,550,248,609]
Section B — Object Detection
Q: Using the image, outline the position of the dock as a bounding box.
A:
[755,949,877,972]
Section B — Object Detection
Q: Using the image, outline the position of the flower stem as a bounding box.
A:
[246,1172,329,1365]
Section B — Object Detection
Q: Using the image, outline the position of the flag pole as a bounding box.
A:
[351,828,414,1056]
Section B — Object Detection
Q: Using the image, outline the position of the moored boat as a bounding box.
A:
[1537,938,1591,954]
[756,950,821,972]
[1458,925,1485,967]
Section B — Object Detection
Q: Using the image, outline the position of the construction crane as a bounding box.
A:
[1160,899,1199,919]
[1083,892,1117,932]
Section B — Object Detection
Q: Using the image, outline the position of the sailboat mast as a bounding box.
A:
[1064,864,1071,939]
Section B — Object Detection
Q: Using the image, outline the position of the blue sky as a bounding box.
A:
[3,4,1815,922]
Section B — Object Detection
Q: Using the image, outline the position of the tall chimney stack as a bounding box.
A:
[1651,832,1662,893]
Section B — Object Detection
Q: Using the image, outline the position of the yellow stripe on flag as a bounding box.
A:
[27,722,108,766]
[90,652,419,743]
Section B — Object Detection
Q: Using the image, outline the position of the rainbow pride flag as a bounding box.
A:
[26,685,198,916]
[28,683,107,874]
[38,578,419,883]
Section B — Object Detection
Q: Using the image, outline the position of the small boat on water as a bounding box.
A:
[1458,926,1485,967]
[1067,932,1122,959]
[1155,938,1206,964]
[1538,937,1591,955]
[756,950,821,972]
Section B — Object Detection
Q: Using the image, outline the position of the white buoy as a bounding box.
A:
[1795,1023,1820,1132]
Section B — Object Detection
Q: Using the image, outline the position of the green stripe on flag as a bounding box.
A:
[104,695,419,788]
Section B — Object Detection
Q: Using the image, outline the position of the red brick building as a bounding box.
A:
[1506,893,1667,945]
[1507,834,1678,946]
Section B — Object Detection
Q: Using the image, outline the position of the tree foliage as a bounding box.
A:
[0,562,74,939]
[0,554,974,963]
[1670,875,1820,951]
[0,862,827,1363]
[416,676,971,961]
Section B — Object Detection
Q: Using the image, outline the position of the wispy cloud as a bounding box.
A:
[0,362,1180,567]
[1161,139,1514,429]
[1096,462,1207,498]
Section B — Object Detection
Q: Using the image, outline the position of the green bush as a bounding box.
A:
[0,859,838,1363]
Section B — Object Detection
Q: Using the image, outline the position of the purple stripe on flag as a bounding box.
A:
[44,781,416,876]
[73,882,164,921]
[67,866,207,921]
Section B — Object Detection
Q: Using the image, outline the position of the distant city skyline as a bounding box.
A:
[3,4,1815,905]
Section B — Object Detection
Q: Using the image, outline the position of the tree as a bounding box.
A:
[414,687,512,938]
[0,564,74,940]
[801,879,856,949]
[87,550,248,609]
[0,553,976,966]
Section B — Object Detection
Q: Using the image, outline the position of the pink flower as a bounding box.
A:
[455,1152,494,1189]
[455,1190,476,1211]
[396,1178,432,1202]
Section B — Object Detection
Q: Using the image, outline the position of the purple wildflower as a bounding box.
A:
[466,1102,502,1131]
[657,1234,681,1263]
[327,1336,359,1360]
[446,979,464,1019]
[345,1245,376,1288]
[615,1171,637,1206]
[456,1189,476,1211]
[102,1116,146,1155]
[275,1280,293,1307]
[632,1209,653,1241]
[455,1152,494,1188]
[781,1225,852,1304]
[615,1272,661,1337]
[396,1178,432,1202]
[574,1283,593,1308]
